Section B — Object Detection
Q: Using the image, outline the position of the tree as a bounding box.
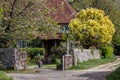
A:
[69,0,118,12]
[0,7,2,18]
[0,0,59,48]
[69,8,115,48]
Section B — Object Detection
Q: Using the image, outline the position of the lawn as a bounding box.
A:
[41,64,56,69]
[106,66,120,80]
[69,57,116,70]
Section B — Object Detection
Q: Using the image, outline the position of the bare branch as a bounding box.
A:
[15,1,34,17]
[10,0,17,18]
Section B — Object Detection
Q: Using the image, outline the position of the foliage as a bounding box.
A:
[0,0,59,48]
[106,67,120,80]
[70,0,119,13]
[0,7,3,18]
[69,8,115,48]
[51,46,66,63]
[113,45,120,55]
[20,48,45,63]
[55,59,62,69]
[70,0,120,54]
[69,0,94,11]
[30,39,42,47]
[51,46,66,69]
[0,71,13,80]
[69,56,116,70]
[100,47,114,58]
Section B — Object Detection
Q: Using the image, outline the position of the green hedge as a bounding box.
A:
[20,48,45,64]
[0,71,13,80]
[20,48,45,59]
[101,47,114,58]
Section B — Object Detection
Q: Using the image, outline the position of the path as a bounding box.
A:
[8,57,120,80]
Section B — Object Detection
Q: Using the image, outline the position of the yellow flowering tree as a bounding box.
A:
[69,8,115,48]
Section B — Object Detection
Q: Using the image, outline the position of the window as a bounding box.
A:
[58,24,69,33]
[16,40,30,48]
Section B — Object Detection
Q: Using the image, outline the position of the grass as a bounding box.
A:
[0,71,13,80]
[69,57,116,70]
[0,69,37,74]
[41,64,56,69]
[106,66,120,80]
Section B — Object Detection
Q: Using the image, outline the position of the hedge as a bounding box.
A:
[20,48,45,58]
[100,47,114,58]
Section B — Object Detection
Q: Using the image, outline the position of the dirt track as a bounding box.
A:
[8,57,120,80]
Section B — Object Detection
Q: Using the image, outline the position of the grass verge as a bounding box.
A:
[106,67,120,80]
[69,57,116,70]
[0,71,13,80]
[0,69,37,74]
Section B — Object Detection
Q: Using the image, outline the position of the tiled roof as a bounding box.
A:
[37,33,62,40]
[48,0,77,23]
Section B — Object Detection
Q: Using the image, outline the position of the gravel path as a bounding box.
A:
[8,57,120,80]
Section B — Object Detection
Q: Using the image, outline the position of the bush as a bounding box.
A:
[51,46,66,69]
[55,59,62,69]
[100,47,114,58]
[0,71,13,80]
[20,48,45,58]
[114,45,120,55]
[20,48,45,64]
[51,46,66,58]
[51,46,66,63]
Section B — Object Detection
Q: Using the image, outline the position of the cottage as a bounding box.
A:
[17,0,76,61]
[37,0,76,61]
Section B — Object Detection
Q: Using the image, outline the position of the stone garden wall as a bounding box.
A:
[73,48,100,62]
[0,48,27,70]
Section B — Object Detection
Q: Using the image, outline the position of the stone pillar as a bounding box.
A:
[64,54,73,69]
[14,51,27,70]
[73,53,78,66]
[0,48,27,70]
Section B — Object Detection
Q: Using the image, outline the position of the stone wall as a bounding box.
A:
[73,48,100,62]
[0,48,27,70]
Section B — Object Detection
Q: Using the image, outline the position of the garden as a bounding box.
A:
[0,0,120,80]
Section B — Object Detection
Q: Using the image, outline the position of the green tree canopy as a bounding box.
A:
[0,7,2,18]
[69,8,115,48]
[0,0,59,48]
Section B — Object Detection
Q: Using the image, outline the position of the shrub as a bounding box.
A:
[51,46,66,62]
[20,48,45,58]
[55,59,62,69]
[20,48,45,64]
[0,71,13,80]
[100,47,114,58]
[51,46,66,69]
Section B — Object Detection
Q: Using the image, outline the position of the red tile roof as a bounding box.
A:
[48,0,77,23]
